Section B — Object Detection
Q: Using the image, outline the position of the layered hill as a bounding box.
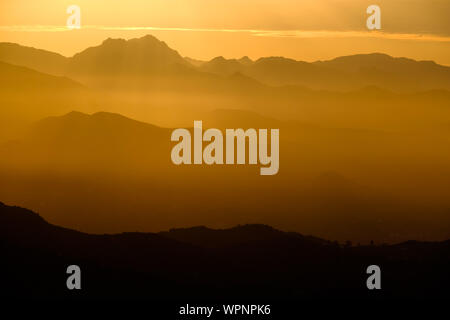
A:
[0,42,67,76]
[1,110,450,243]
[0,61,95,141]
[1,35,450,244]
[0,111,172,171]
[2,35,450,131]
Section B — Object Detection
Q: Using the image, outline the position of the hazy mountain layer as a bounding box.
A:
[1,111,449,243]
[2,35,450,92]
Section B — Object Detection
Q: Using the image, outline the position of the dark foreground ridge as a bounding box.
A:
[0,201,449,300]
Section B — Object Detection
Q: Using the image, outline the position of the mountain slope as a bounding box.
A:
[0,61,95,141]
[0,111,172,171]
[0,42,68,75]
[0,60,81,91]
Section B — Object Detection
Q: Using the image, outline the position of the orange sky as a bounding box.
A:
[1,0,450,64]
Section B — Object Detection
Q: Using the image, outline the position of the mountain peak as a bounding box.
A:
[255,56,299,65]
[138,34,159,41]
[100,35,163,46]
[34,111,165,137]
[210,56,227,63]
[238,56,253,65]
[79,34,176,55]
[68,34,189,77]
[61,110,90,120]
[101,37,127,46]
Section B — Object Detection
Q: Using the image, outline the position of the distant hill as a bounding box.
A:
[0,201,449,300]
[313,53,450,92]
[0,111,172,171]
[159,224,329,248]
[246,56,351,89]
[199,56,247,76]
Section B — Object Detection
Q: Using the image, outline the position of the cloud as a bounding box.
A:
[1,25,450,43]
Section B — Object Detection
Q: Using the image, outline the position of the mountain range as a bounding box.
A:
[2,35,450,92]
[2,34,450,133]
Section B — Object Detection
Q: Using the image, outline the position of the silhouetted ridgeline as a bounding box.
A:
[1,202,449,299]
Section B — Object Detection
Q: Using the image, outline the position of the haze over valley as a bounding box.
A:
[1,35,450,243]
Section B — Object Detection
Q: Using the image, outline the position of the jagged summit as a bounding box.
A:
[238,56,254,65]
[67,34,190,77]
